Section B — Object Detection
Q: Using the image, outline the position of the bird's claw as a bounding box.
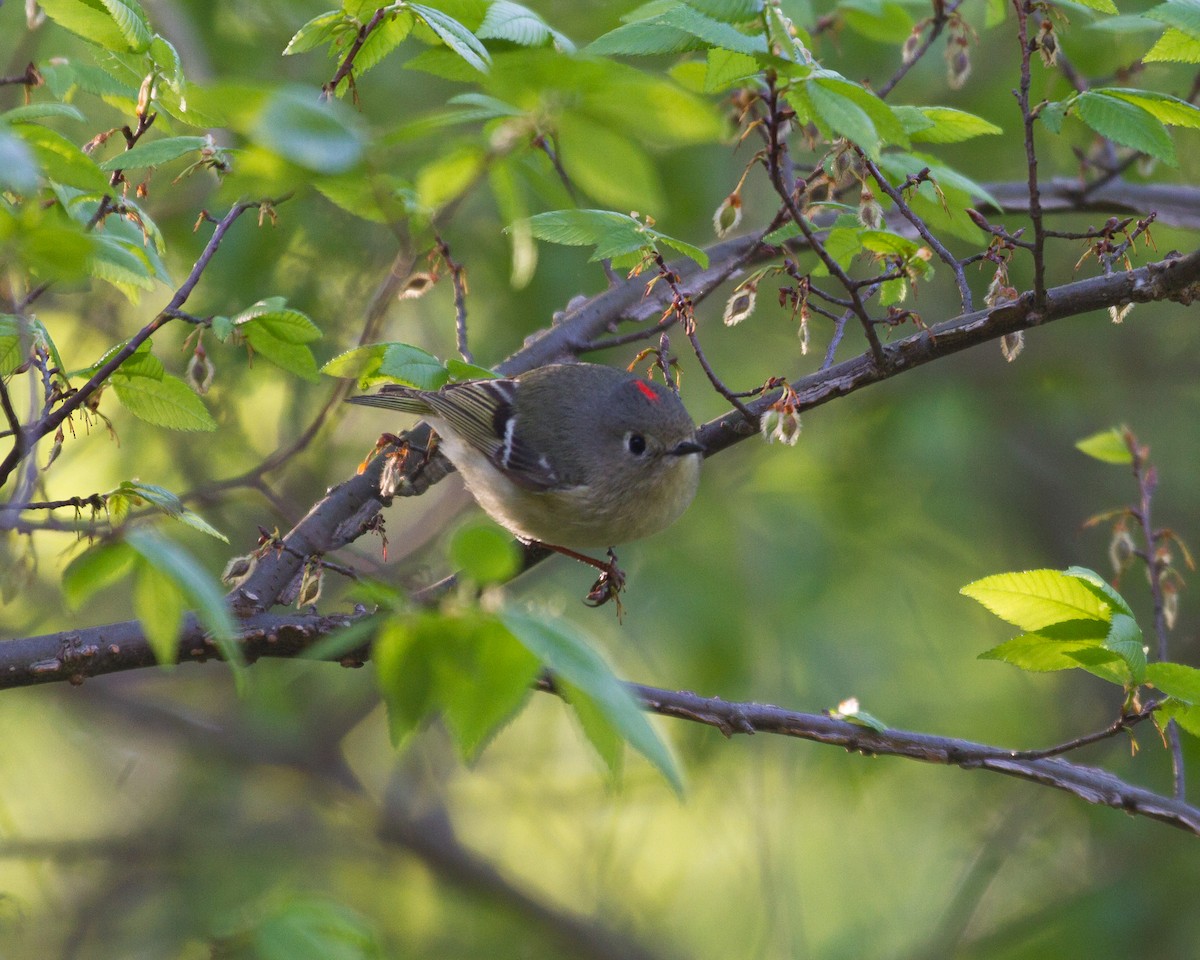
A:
[583,549,626,619]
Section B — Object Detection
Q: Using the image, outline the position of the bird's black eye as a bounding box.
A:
[626,432,647,456]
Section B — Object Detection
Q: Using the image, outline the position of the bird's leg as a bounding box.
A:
[537,543,626,617]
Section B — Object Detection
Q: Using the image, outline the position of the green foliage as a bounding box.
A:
[499,608,683,792]
[1076,428,1133,464]
[248,897,382,960]
[448,520,522,584]
[321,342,449,390]
[962,560,1200,707]
[518,209,709,267]
[373,610,541,758]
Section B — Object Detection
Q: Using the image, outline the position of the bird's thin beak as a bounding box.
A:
[669,439,706,457]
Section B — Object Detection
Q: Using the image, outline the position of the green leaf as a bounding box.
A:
[1144,27,1200,63]
[446,358,498,381]
[519,209,707,267]
[438,615,540,758]
[321,342,449,390]
[961,569,1113,630]
[284,10,354,55]
[704,47,761,92]
[1145,0,1200,37]
[1074,91,1177,165]
[125,527,241,668]
[97,135,210,171]
[415,145,486,210]
[586,20,708,56]
[1072,0,1118,13]
[409,4,491,72]
[340,11,416,84]
[112,373,218,430]
[233,299,322,344]
[134,559,188,666]
[689,0,764,21]
[1064,566,1136,619]
[1,103,87,124]
[556,112,664,211]
[255,87,365,174]
[1146,662,1200,703]
[500,607,682,793]
[113,479,228,542]
[840,0,915,43]
[1075,428,1133,464]
[1099,88,1200,129]
[905,106,1003,143]
[39,0,152,52]
[1104,612,1146,683]
[589,3,766,56]
[448,520,521,584]
[374,619,437,747]
[1157,698,1200,737]
[0,128,39,193]
[980,631,1113,672]
[243,325,320,382]
[252,897,380,960]
[477,1,575,51]
[15,124,109,191]
[62,542,137,608]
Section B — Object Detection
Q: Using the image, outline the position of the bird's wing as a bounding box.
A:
[425,380,562,491]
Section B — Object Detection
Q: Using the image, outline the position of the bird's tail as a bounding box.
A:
[345,385,431,415]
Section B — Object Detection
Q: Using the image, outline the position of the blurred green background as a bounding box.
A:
[2,0,1198,957]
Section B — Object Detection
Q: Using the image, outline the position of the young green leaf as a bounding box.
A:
[980,632,1113,672]
[321,342,449,390]
[2,103,87,124]
[38,0,153,52]
[374,618,437,748]
[437,615,541,759]
[243,325,320,382]
[1146,662,1200,703]
[500,607,683,793]
[113,372,218,430]
[903,106,1003,144]
[16,124,109,192]
[1075,428,1133,464]
[1145,0,1200,38]
[1104,612,1147,684]
[255,87,366,174]
[409,4,492,72]
[1156,698,1200,737]
[1143,27,1200,64]
[98,135,210,171]
[477,1,575,51]
[1074,91,1177,165]
[234,299,322,344]
[448,521,522,584]
[62,541,138,608]
[113,480,229,542]
[961,568,1113,630]
[283,11,350,56]
[125,527,241,669]
[1064,566,1136,619]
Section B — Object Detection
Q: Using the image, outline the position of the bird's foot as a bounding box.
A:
[583,549,626,620]
[537,543,627,620]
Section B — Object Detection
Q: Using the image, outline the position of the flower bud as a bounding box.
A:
[1001,331,1024,362]
[186,343,215,394]
[712,192,743,238]
[723,283,757,326]
[1108,521,1135,576]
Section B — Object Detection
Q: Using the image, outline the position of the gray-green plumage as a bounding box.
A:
[347,363,703,547]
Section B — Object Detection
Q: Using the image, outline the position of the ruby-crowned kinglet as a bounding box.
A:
[347,362,704,548]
